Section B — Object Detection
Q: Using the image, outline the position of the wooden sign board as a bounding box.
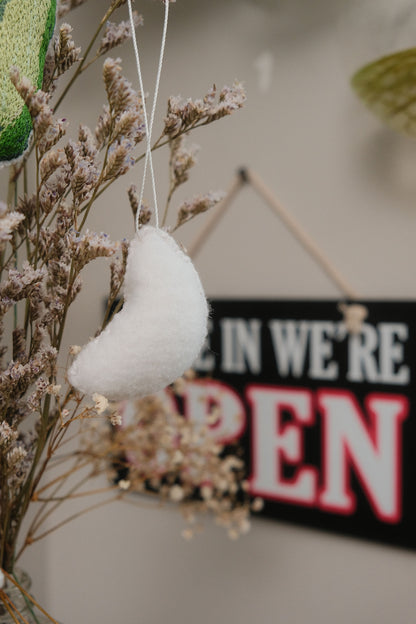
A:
[188,299,416,549]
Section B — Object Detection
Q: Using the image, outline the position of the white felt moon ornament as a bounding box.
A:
[68,226,208,401]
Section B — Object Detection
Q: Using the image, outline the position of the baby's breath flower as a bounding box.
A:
[110,410,122,426]
[118,479,131,490]
[239,519,251,535]
[170,484,185,502]
[251,497,264,512]
[48,384,62,396]
[93,393,109,414]
[201,484,213,501]
[227,528,240,540]
[181,528,194,541]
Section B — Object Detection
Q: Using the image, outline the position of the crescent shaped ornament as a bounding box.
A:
[68,226,209,401]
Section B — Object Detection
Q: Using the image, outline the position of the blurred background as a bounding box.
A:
[16,0,416,621]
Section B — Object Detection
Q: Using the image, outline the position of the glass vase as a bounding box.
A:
[0,569,51,624]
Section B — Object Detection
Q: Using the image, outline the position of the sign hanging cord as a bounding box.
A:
[188,167,359,301]
[127,0,170,231]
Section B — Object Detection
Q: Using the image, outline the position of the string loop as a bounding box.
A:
[127,0,170,231]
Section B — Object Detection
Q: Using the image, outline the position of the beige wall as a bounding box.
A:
[15,0,416,621]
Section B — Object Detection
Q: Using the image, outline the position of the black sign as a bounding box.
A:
[188,299,416,549]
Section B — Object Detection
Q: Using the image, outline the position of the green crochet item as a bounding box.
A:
[0,0,56,167]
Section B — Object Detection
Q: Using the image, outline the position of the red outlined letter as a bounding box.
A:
[318,390,408,523]
[247,385,318,505]
[181,379,246,444]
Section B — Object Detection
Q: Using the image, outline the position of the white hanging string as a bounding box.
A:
[127,0,170,231]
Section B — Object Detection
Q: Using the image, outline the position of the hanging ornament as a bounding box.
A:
[0,0,56,166]
[68,226,208,401]
[68,0,209,401]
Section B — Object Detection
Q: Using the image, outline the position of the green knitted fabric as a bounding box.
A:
[0,0,57,166]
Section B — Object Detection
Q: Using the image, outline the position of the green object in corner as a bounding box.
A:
[0,0,57,167]
[351,47,416,137]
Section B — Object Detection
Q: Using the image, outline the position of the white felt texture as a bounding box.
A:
[68,226,209,401]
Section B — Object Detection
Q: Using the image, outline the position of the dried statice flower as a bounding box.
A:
[113,110,144,145]
[206,82,246,122]
[169,136,199,195]
[27,377,50,412]
[54,24,81,77]
[109,238,128,299]
[0,204,25,251]
[174,191,225,229]
[98,12,143,55]
[164,82,246,138]
[6,444,28,473]
[0,422,18,449]
[95,58,144,158]
[67,230,119,271]
[57,0,88,18]
[78,124,98,160]
[103,140,134,181]
[10,68,67,147]
[38,118,67,157]
[127,184,139,218]
[0,263,46,308]
[95,106,112,150]
[12,329,26,362]
[16,195,37,229]
[103,57,137,115]
[39,150,67,184]
[127,187,152,227]
[0,346,57,411]
[42,45,57,95]
[37,153,70,216]
[65,140,99,206]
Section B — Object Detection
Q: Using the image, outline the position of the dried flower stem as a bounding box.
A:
[26,496,117,545]
[35,484,119,502]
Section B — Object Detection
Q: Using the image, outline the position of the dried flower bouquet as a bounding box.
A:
[0,0,252,620]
